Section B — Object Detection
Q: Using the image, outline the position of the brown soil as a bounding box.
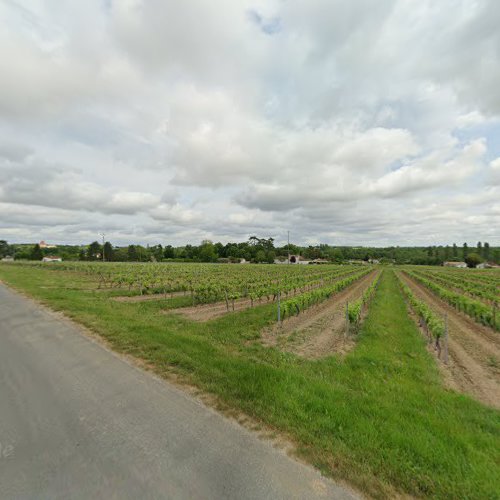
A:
[111,291,187,303]
[169,271,361,322]
[399,272,500,409]
[262,271,379,359]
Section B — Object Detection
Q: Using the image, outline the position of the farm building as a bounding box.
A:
[39,240,57,249]
[443,261,467,268]
[288,255,311,265]
[42,256,62,263]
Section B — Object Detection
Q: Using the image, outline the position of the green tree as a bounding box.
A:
[477,241,483,257]
[0,240,10,258]
[484,242,490,261]
[198,240,217,262]
[266,250,276,264]
[87,241,102,260]
[463,243,468,260]
[103,242,114,261]
[465,252,482,268]
[254,249,267,263]
[127,245,139,261]
[30,244,43,261]
[444,245,450,260]
[452,243,458,258]
[493,249,500,264]
[163,245,175,259]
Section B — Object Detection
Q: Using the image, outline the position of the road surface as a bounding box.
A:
[0,283,357,500]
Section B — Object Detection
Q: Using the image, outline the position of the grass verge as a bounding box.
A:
[0,264,498,498]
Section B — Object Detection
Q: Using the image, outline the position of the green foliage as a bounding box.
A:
[279,268,372,319]
[347,272,381,325]
[30,243,43,261]
[397,274,445,339]
[0,240,10,258]
[87,241,102,261]
[103,241,114,261]
[465,252,483,268]
[405,269,499,330]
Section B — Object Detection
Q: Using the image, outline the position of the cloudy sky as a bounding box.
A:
[1,0,499,247]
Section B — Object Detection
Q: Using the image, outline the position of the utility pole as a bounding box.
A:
[287,230,290,264]
[99,233,105,262]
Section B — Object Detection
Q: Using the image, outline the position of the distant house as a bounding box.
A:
[39,240,57,249]
[443,261,467,268]
[476,262,494,269]
[42,256,62,263]
[310,258,330,264]
[369,259,380,265]
[288,255,312,265]
[1,256,14,262]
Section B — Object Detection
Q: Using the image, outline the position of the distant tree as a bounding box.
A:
[78,249,86,261]
[127,245,138,261]
[426,246,433,257]
[254,249,267,263]
[452,243,458,258]
[163,245,175,259]
[477,241,483,257]
[198,241,217,262]
[0,240,10,258]
[266,250,276,264]
[30,244,43,261]
[103,242,114,261]
[465,252,482,268]
[463,243,468,260]
[484,242,490,261]
[148,244,163,262]
[87,241,102,260]
[214,242,225,258]
[493,249,500,265]
[444,245,450,260]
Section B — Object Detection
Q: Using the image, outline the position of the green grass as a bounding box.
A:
[1,264,499,499]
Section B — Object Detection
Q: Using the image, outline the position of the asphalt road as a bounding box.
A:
[0,283,357,500]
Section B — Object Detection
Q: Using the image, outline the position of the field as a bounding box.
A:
[0,261,499,499]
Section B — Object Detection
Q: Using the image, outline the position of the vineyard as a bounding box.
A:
[0,261,499,499]
[402,266,499,330]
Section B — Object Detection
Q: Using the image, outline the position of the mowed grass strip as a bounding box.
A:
[0,264,498,499]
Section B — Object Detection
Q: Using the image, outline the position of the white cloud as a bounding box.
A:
[1,0,500,246]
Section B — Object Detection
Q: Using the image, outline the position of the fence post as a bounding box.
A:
[345,302,349,338]
[277,290,281,323]
[443,313,449,364]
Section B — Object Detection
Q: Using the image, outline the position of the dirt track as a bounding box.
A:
[262,271,378,359]
[399,272,500,409]
[111,290,187,302]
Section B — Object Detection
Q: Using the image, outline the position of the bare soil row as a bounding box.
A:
[262,271,379,359]
[399,272,500,409]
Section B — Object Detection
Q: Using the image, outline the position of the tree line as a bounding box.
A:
[2,238,500,265]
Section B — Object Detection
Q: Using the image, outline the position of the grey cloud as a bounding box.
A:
[1,0,500,246]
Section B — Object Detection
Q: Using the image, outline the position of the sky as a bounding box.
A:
[1,0,499,247]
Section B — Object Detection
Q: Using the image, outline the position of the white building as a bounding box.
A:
[443,261,467,268]
[42,256,62,263]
